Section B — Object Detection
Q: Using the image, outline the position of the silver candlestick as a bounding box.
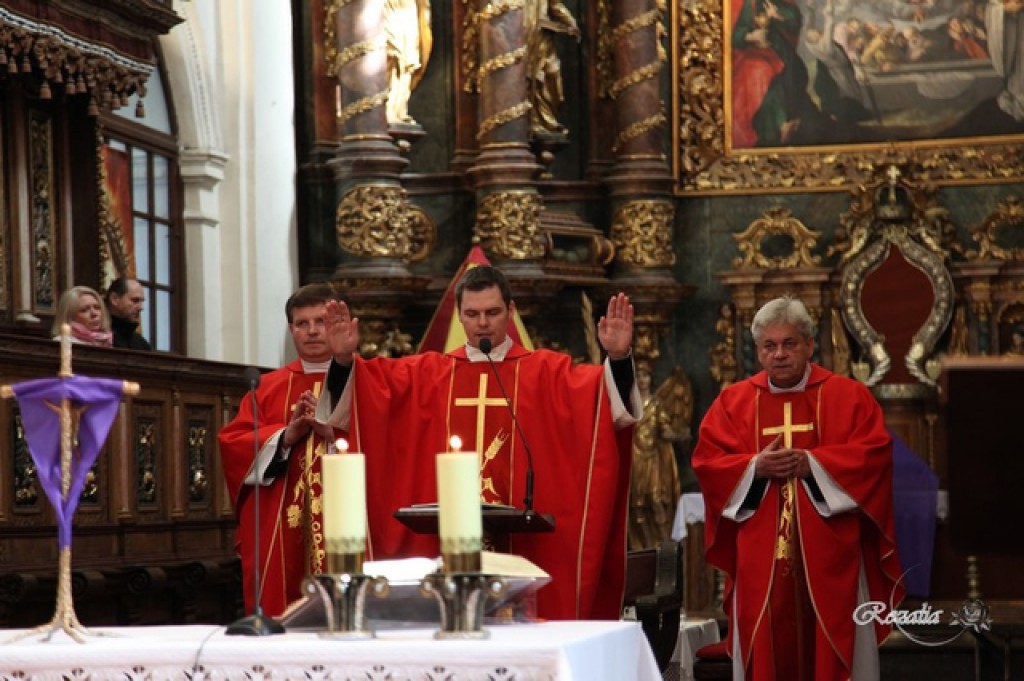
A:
[419,571,508,639]
[303,570,389,639]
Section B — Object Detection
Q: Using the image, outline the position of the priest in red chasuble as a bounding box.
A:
[693,296,904,681]
[219,283,341,617]
[323,266,642,620]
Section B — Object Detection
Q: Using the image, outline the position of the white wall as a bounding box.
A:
[162,0,298,368]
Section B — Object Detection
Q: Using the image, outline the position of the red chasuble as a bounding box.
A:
[348,344,632,620]
[693,364,904,679]
[218,360,331,616]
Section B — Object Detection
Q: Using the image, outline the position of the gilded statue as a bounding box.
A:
[384,0,433,125]
[708,303,738,389]
[525,0,580,136]
[830,308,851,377]
[628,365,692,550]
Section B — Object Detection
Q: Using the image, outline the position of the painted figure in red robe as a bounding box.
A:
[693,296,903,680]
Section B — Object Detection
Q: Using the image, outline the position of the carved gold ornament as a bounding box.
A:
[607,8,666,100]
[478,101,532,139]
[673,0,725,180]
[708,303,738,390]
[596,0,614,98]
[832,166,959,263]
[731,206,821,269]
[474,191,545,260]
[461,0,481,94]
[335,185,412,258]
[406,204,437,263]
[323,0,358,77]
[967,195,1024,262]
[610,200,676,267]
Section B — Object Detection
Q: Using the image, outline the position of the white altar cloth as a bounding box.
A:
[671,618,721,681]
[1,620,660,681]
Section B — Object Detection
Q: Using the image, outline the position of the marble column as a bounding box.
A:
[325,0,426,354]
[602,0,688,368]
[467,0,545,275]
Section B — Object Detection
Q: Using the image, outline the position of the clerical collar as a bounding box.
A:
[768,364,812,394]
[465,336,512,362]
[301,358,332,374]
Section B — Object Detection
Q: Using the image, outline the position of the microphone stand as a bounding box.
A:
[479,339,537,521]
[227,368,285,636]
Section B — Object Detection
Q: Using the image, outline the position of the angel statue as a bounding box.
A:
[628,365,693,550]
[384,0,432,126]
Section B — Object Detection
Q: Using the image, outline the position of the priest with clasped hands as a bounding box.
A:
[692,296,903,680]
[321,265,642,620]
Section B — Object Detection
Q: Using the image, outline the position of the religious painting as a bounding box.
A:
[673,0,1024,193]
[98,144,136,287]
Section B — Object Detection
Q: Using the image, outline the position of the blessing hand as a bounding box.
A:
[324,299,360,365]
[597,292,634,360]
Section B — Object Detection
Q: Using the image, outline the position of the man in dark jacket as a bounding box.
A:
[105,277,153,350]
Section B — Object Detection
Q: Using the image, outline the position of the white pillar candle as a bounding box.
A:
[323,438,366,554]
[436,448,482,554]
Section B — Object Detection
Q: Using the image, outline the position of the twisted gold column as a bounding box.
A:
[600,0,688,366]
[325,0,427,332]
[468,0,545,267]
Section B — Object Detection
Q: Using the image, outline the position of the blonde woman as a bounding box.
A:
[52,286,113,347]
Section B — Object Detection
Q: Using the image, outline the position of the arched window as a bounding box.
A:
[100,63,184,353]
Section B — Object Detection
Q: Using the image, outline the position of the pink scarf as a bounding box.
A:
[70,322,113,347]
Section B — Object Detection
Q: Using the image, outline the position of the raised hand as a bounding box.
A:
[324,299,360,365]
[597,292,634,360]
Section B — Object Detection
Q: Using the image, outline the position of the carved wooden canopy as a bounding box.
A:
[0,0,181,113]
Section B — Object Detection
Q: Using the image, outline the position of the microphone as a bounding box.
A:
[478,338,537,519]
[227,367,285,636]
[244,366,262,388]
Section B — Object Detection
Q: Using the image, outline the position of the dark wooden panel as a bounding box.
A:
[941,357,1024,556]
[0,334,250,625]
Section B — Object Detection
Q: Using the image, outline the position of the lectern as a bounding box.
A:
[393,504,555,536]
[940,356,1024,555]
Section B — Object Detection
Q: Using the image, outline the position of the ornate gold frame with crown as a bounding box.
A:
[671,0,1024,195]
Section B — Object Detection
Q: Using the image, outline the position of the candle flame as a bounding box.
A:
[335,438,349,453]
[449,435,462,452]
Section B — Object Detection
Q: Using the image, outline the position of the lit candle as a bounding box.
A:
[322,438,366,572]
[436,436,482,572]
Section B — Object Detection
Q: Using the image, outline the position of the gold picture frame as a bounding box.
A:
[673,0,1024,195]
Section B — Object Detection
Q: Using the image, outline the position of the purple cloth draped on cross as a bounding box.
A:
[13,376,127,549]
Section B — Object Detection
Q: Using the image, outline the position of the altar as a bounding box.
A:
[1,620,661,681]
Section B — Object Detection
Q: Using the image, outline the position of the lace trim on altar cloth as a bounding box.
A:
[0,661,531,681]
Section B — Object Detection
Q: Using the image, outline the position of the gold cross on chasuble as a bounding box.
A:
[761,400,814,569]
[761,401,814,448]
[454,373,509,501]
